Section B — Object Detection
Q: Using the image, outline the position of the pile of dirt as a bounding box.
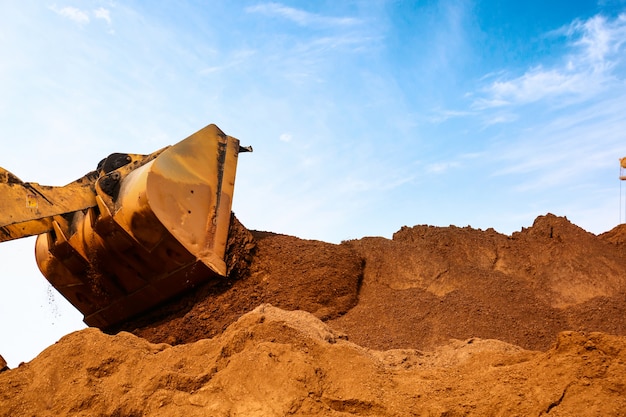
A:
[2,305,625,416]
[120,213,626,352]
[331,213,626,351]
[2,212,626,416]
[599,223,626,247]
[120,219,364,345]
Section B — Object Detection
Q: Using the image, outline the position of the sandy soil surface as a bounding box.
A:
[1,213,626,416]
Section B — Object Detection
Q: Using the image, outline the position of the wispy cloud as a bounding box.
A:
[277,33,379,80]
[426,161,461,174]
[245,2,361,27]
[217,12,379,85]
[567,14,626,69]
[49,5,113,31]
[422,11,626,229]
[473,13,626,110]
[199,4,376,84]
[480,112,518,126]
[199,49,255,75]
[428,108,476,124]
[94,7,111,25]
[473,67,593,109]
[49,5,90,25]
[489,93,626,191]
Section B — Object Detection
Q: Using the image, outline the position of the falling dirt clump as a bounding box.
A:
[224,213,257,279]
[2,212,626,416]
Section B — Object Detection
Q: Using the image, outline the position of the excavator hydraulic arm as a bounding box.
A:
[0,124,250,328]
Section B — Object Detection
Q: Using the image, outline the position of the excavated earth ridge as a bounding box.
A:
[1,213,626,416]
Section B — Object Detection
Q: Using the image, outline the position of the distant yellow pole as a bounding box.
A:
[621,158,626,224]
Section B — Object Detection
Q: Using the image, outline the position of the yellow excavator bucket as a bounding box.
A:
[0,124,249,328]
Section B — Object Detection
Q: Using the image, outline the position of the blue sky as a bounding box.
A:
[1,1,626,366]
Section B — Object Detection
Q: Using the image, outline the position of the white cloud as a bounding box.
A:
[473,13,626,110]
[481,112,518,127]
[428,108,476,123]
[245,2,360,27]
[49,5,113,30]
[94,7,111,25]
[426,161,461,174]
[50,5,90,25]
[474,66,596,109]
[567,14,626,69]
[279,133,292,142]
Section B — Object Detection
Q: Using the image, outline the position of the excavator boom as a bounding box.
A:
[0,170,97,241]
[0,124,249,328]
[0,151,161,242]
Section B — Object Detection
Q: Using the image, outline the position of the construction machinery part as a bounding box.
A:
[0,124,250,328]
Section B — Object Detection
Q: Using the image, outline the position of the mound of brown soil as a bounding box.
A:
[331,213,626,351]
[600,223,626,247]
[2,306,625,417]
[122,224,364,345]
[121,213,626,352]
[2,213,626,416]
